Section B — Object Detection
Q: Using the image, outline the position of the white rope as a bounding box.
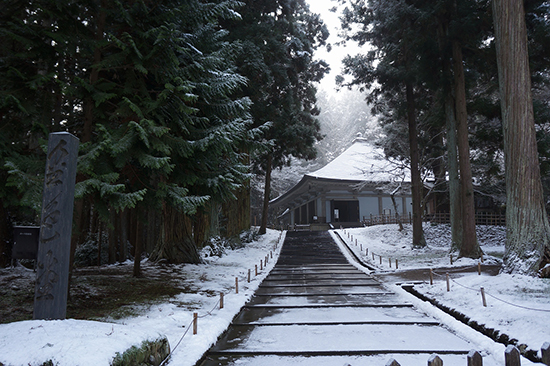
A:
[434,272,550,313]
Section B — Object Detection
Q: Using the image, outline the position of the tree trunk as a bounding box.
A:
[259,153,273,235]
[493,0,550,275]
[149,205,202,264]
[237,182,251,233]
[108,209,116,264]
[405,82,426,248]
[82,2,106,143]
[437,18,463,252]
[452,41,481,259]
[209,201,220,238]
[129,209,137,258]
[445,94,463,251]
[193,204,210,249]
[97,221,103,266]
[390,188,404,231]
[133,218,142,277]
[146,209,156,253]
[0,199,10,267]
[119,209,129,261]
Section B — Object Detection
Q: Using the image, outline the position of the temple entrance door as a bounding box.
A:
[331,200,359,222]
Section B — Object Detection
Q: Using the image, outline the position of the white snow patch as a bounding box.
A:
[2,224,550,366]
[0,229,284,366]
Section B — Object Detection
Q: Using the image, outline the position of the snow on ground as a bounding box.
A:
[338,223,506,270]
[0,229,284,366]
[338,224,550,361]
[1,224,550,366]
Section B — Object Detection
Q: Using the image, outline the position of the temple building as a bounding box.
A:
[269,137,414,228]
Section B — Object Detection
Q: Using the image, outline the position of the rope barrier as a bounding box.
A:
[345,238,400,269]
[159,317,194,366]
[340,228,550,313]
[158,229,285,365]
[432,269,550,313]
[484,292,550,313]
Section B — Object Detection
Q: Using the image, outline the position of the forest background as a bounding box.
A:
[1,0,550,277]
[0,0,329,277]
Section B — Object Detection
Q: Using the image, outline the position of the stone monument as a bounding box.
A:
[33,132,79,320]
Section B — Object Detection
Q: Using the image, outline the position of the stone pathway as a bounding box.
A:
[196,231,479,366]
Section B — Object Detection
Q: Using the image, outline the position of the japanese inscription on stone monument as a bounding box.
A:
[34,132,79,320]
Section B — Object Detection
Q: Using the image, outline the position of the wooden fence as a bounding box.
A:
[362,213,413,226]
[426,212,506,226]
[387,343,549,366]
[362,212,506,227]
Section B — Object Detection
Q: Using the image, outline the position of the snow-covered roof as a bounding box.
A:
[305,138,409,183]
[269,138,410,206]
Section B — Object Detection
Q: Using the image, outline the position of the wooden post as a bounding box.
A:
[193,312,198,335]
[255,264,258,276]
[427,354,443,366]
[380,255,382,265]
[389,258,392,268]
[480,287,487,307]
[396,259,399,269]
[260,259,263,270]
[355,238,357,246]
[235,277,239,294]
[366,248,368,256]
[505,345,521,366]
[271,251,273,258]
[430,269,434,285]
[446,272,450,292]
[385,359,401,366]
[478,262,481,275]
[541,342,550,366]
[467,350,483,366]
[450,254,453,265]
[360,244,363,251]
[372,252,375,260]
[220,292,224,309]
[248,269,251,283]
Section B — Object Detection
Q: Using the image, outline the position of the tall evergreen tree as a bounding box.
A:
[339,0,427,247]
[493,0,550,275]
[0,0,261,270]
[339,0,491,255]
[224,0,329,235]
[432,0,486,258]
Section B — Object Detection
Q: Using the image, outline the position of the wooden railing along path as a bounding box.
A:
[362,212,506,227]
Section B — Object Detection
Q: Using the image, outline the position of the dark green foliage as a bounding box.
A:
[111,337,170,366]
[0,0,264,266]
[222,0,330,233]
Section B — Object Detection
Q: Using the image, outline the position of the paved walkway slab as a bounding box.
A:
[196,231,479,366]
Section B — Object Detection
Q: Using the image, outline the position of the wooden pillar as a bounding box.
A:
[427,354,443,366]
[542,342,550,366]
[505,345,521,366]
[468,350,483,366]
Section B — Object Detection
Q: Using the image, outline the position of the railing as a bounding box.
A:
[363,213,412,227]
[426,212,506,226]
[362,212,506,227]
